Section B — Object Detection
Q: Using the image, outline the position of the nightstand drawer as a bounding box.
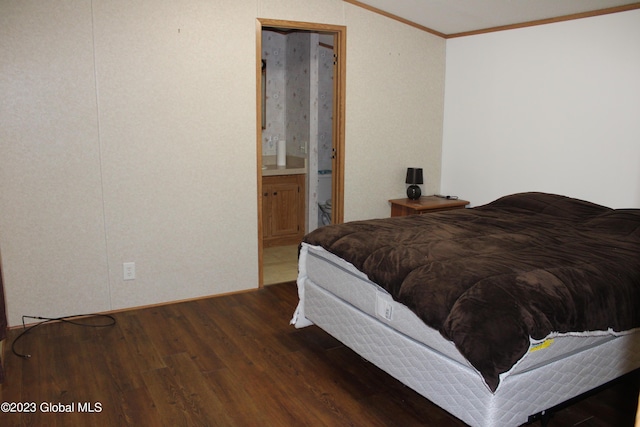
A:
[389,196,469,217]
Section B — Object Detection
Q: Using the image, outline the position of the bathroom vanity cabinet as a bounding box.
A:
[262,174,305,247]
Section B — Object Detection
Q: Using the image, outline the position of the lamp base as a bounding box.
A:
[406,185,421,200]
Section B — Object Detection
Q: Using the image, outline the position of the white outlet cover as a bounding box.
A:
[123,262,135,281]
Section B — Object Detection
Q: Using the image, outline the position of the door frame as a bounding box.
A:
[256,18,346,287]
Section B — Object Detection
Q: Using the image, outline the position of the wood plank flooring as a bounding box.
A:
[0,282,638,426]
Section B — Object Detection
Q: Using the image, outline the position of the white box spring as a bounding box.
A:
[292,243,640,427]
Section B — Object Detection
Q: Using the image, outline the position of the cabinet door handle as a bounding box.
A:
[264,192,269,197]
[273,192,278,196]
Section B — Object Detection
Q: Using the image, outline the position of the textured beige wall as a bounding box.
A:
[0,0,446,326]
[0,1,111,324]
[343,4,445,221]
[92,0,259,312]
[258,0,346,24]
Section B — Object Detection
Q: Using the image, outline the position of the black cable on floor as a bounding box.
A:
[11,313,116,359]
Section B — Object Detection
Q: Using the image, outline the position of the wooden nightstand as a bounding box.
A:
[389,196,469,217]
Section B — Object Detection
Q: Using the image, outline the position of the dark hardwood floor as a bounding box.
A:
[0,282,638,426]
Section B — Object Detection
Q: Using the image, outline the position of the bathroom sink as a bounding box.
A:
[261,156,307,176]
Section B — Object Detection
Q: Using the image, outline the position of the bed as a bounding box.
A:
[291,192,640,426]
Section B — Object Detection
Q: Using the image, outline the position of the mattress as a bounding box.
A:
[301,192,640,392]
[292,242,640,426]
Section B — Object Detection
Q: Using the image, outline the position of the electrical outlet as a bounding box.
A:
[123,262,135,281]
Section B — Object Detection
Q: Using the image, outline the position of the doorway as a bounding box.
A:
[256,19,346,287]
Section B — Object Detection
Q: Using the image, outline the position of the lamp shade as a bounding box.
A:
[405,168,424,185]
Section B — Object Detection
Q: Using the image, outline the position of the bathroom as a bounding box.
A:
[260,28,335,284]
[261,28,335,234]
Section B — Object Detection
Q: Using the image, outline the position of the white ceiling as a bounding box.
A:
[352,0,640,35]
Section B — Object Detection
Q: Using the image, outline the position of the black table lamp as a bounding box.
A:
[405,167,423,200]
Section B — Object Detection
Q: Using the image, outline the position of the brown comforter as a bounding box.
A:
[303,192,640,391]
